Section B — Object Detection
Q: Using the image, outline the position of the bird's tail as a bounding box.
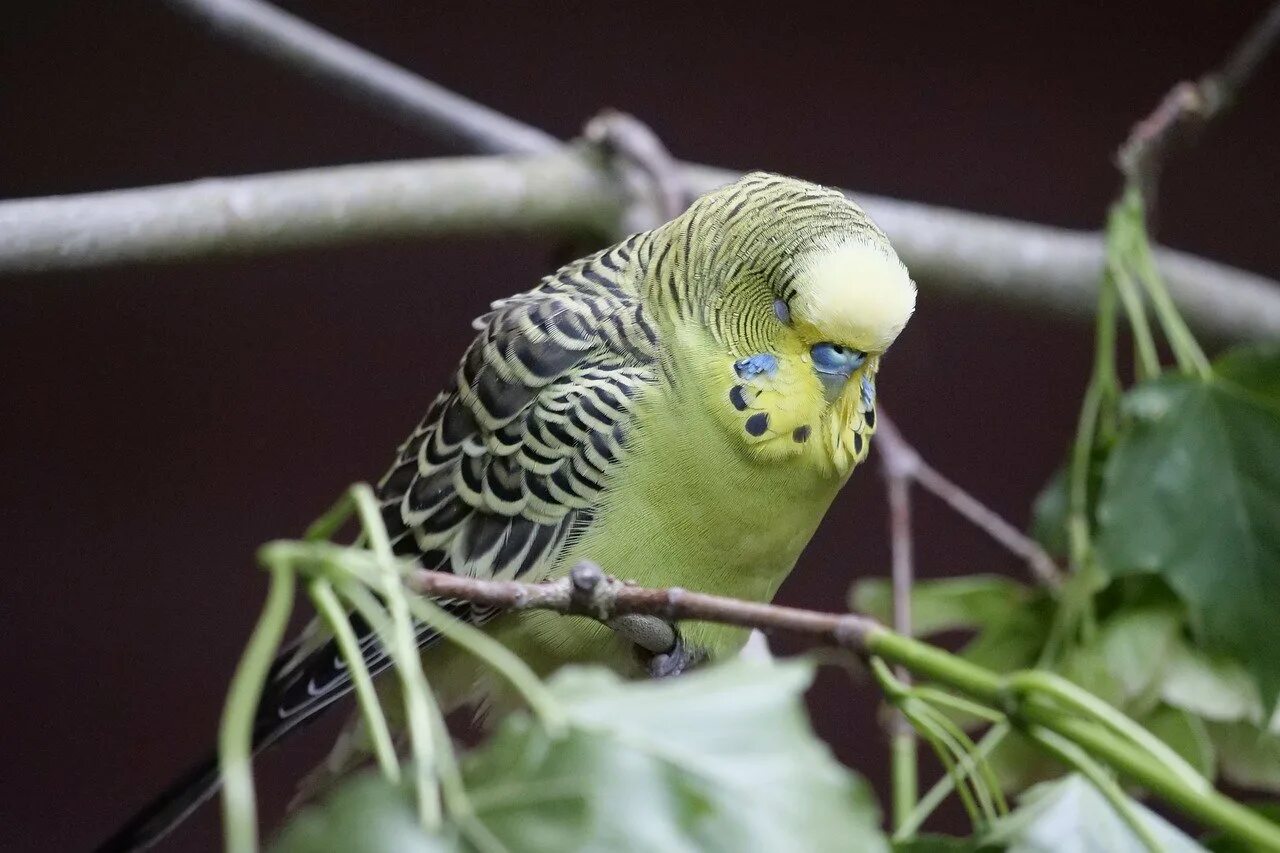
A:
[93,624,368,852]
[92,751,223,853]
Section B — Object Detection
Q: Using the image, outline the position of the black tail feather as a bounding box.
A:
[93,753,222,853]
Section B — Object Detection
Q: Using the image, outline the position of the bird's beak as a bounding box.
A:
[814,351,866,404]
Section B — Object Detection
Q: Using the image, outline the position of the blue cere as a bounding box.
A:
[810,343,866,377]
[734,353,779,380]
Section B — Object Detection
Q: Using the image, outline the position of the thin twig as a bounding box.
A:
[874,412,1064,588]
[1118,2,1280,215]
[878,419,919,828]
[162,0,558,155]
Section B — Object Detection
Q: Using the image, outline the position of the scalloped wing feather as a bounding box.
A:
[255,239,658,737]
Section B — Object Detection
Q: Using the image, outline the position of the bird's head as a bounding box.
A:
[663,171,914,394]
[648,172,914,469]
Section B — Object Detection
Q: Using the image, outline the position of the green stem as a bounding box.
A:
[402,596,567,735]
[900,699,984,831]
[910,686,1006,725]
[304,491,355,541]
[914,701,1003,825]
[337,581,441,830]
[308,579,401,783]
[423,693,510,853]
[893,723,1010,841]
[1009,670,1208,794]
[891,726,918,832]
[1024,726,1162,853]
[1110,260,1162,381]
[866,627,1280,851]
[871,657,919,832]
[219,563,295,853]
[350,484,442,831]
[1127,212,1212,380]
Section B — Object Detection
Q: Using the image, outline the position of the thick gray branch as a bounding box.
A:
[4,154,1275,343]
[163,0,559,155]
[0,153,624,269]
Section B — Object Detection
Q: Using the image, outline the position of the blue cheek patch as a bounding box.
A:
[861,375,876,410]
[734,353,779,380]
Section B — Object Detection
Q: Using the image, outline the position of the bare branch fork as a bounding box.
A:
[1119,2,1280,216]
[875,413,1063,588]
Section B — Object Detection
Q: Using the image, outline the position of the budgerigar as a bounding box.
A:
[98,172,915,851]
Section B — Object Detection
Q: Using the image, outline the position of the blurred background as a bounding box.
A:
[2,1,1277,850]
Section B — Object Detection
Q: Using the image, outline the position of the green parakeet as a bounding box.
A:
[98,171,914,851]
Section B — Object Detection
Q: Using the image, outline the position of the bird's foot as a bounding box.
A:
[645,628,708,678]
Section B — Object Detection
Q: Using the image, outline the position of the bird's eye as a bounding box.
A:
[810,342,866,375]
[773,299,791,325]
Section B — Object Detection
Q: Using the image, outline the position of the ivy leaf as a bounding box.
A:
[1207,721,1280,795]
[851,575,1033,636]
[274,774,457,853]
[981,774,1208,852]
[1094,346,1280,709]
[1140,705,1216,781]
[1029,466,1070,560]
[852,576,1048,676]
[275,660,887,853]
[463,659,887,853]
[1159,640,1263,725]
[1092,605,1182,712]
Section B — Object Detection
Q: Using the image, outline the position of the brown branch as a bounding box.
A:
[409,563,880,651]
[1118,2,1280,216]
[874,412,1064,588]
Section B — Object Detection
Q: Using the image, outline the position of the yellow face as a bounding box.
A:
[707,237,914,475]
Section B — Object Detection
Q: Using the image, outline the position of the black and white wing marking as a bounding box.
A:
[254,242,659,741]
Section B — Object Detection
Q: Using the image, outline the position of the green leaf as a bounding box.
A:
[1207,721,1280,795]
[852,575,1048,677]
[1213,344,1280,401]
[986,730,1063,795]
[982,774,1208,852]
[958,601,1051,675]
[1158,640,1262,724]
[1093,605,1183,712]
[1094,347,1280,708]
[1059,641,1124,709]
[274,774,457,853]
[851,575,1033,638]
[464,659,888,853]
[1139,705,1216,781]
[1029,466,1070,559]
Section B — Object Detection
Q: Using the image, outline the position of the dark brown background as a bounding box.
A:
[2,2,1277,850]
